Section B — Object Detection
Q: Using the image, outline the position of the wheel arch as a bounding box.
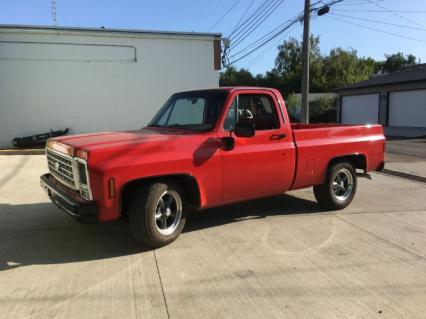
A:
[327,153,367,173]
[120,174,201,216]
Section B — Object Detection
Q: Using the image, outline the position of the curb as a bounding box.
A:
[0,149,45,155]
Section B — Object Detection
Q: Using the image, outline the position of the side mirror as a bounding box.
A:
[220,136,235,151]
[234,121,255,138]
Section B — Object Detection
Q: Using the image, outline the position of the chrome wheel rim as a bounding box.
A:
[154,190,182,236]
[332,168,354,201]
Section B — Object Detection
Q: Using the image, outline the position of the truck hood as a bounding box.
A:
[54,128,201,152]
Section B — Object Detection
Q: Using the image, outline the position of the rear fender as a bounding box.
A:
[327,154,367,174]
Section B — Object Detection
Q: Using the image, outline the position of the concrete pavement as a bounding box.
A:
[1,155,426,318]
[386,138,426,159]
[385,138,426,178]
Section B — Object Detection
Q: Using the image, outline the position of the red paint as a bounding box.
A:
[50,87,385,221]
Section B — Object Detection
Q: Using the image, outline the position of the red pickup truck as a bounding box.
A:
[40,87,385,247]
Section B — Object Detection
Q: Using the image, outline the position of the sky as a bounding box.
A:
[1,0,426,74]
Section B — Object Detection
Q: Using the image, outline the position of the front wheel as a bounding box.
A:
[314,162,357,210]
[129,182,187,248]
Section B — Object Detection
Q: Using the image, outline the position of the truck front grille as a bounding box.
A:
[46,149,76,189]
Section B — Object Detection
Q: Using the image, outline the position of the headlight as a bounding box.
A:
[78,161,88,185]
[74,158,92,200]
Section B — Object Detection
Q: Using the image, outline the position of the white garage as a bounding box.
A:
[335,64,426,137]
[341,94,379,124]
[389,89,426,127]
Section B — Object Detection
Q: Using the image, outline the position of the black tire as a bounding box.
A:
[129,182,187,248]
[313,162,357,210]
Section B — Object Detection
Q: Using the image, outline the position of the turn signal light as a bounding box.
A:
[75,149,89,161]
[46,139,74,156]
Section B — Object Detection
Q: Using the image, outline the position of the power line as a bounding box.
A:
[332,0,383,6]
[51,0,57,26]
[230,0,285,50]
[229,0,274,38]
[368,0,426,29]
[333,9,426,13]
[188,0,220,31]
[232,0,256,33]
[229,17,295,58]
[245,23,299,68]
[226,0,342,66]
[209,0,241,31]
[228,17,301,65]
[325,15,426,44]
[330,12,426,31]
[238,0,322,51]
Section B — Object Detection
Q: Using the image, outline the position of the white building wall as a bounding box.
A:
[0,27,220,147]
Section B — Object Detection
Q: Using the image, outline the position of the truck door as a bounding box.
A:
[219,91,296,203]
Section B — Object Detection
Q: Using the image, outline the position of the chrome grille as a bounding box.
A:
[46,149,76,189]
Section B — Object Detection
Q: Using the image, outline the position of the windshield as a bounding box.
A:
[148,91,228,131]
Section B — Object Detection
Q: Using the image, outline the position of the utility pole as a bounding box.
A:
[51,0,57,27]
[301,0,310,123]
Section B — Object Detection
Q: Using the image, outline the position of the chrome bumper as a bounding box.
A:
[40,173,98,223]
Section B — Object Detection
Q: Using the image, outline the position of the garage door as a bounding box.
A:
[341,94,379,124]
[389,90,426,127]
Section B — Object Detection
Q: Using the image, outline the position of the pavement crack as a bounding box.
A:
[153,249,171,319]
[379,170,426,184]
[0,226,79,233]
[332,213,426,262]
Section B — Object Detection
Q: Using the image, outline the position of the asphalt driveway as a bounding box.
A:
[1,155,426,318]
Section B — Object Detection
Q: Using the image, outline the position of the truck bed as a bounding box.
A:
[290,123,385,190]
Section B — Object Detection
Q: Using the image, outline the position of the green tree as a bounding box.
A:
[284,93,300,122]
[309,95,338,123]
[219,66,256,86]
[219,35,420,107]
[274,35,325,94]
[377,52,418,74]
[321,48,376,91]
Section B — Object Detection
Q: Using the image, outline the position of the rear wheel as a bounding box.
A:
[129,182,187,248]
[314,162,357,210]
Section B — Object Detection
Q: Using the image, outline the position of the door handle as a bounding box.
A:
[270,133,286,140]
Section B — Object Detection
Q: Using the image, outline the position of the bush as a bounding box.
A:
[285,93,300,122]
[309,96,337,123]
[284,94,337,123]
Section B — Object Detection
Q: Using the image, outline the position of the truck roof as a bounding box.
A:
[177,87,280,94]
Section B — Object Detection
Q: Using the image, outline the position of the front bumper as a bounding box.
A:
[40,173,98,223]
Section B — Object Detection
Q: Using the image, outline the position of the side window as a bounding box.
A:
[223,98,237,131]
[223,94,279,131]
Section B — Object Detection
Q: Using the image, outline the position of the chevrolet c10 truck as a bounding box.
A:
[40,87,385,247]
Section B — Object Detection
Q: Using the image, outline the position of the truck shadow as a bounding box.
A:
[185,194,323,233]
[0,194,322,271]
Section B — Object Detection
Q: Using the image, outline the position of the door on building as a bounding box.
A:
[341,94,379,124]
[389,90,426,127]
